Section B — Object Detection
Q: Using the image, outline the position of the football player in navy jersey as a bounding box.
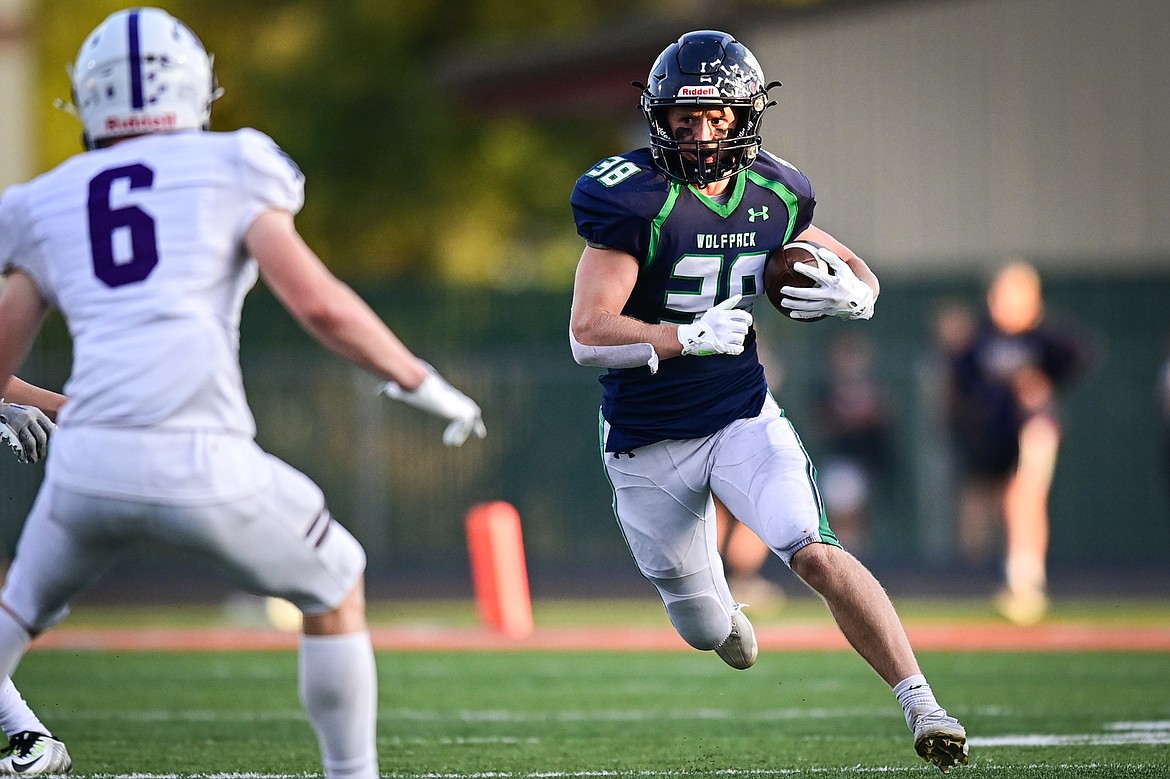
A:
[569,31,967,773]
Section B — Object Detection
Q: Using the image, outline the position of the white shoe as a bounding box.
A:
[0,732,72,775]
[714,606,757,670]
[911,709,969,773]
[995,586,1049,626]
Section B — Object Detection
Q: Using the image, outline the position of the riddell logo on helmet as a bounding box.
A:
[105,113,178,133]
[678,86,718,98]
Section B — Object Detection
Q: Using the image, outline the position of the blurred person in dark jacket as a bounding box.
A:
[949,261,1093,625]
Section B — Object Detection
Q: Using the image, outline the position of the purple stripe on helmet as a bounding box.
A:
[127,10,144,110]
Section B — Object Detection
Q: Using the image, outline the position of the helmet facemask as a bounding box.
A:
[638,31,778,186]
[646,100,769,187]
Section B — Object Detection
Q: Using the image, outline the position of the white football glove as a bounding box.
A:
[379,365,486,447]
[0,402,55,464]
[677,294,754,356]
[780,247,876,321]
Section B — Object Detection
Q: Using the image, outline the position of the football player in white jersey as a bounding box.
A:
[0,379,71,774]
[0,8,484,778]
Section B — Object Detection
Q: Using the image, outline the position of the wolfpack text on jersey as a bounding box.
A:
[571,147,815,452]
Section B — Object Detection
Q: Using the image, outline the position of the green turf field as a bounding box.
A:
[10,597,1170,778]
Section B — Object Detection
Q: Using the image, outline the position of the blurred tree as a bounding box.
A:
[33,0,651,288]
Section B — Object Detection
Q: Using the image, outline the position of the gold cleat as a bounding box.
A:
[913,712,969,773]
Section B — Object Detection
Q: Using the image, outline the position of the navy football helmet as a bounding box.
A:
[639,31,779,186]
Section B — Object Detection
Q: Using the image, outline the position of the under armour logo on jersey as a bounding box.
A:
[748,206,769,222]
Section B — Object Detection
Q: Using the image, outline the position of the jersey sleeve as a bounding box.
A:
[234,128,306,236]
[0,188,28,274]
[570,167,653,261]
[757,150,817,238]
[0,186,54,305]
[794,180,815,237]
[0,190,19,275]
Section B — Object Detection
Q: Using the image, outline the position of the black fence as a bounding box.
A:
[4,267,1169,598]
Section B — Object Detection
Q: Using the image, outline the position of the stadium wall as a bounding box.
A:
[753,0,1170,276]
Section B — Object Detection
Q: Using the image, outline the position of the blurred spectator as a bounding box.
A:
[714,329,894,600]
[714,494,786,608]
[948,260,1094,625]
[809,330,894,557]
[913,301,978,561]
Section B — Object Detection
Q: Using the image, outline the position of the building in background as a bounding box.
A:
[0,0,33,188]
[440,0,1170,279]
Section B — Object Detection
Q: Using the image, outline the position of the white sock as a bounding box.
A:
[1005,555,1046,594]
[893,673,943,729]
[0,677,48,738]
[0,610,36,740]
[299,631,378,779]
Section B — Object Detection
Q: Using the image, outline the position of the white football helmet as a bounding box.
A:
[70,7,222,148]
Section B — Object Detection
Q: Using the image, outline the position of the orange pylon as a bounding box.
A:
[465,501,533,639]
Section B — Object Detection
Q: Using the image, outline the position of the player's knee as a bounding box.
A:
[302,578,367,636]
[790,541,842,590]
[664,594,733,650]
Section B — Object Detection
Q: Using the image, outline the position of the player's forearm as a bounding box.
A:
[295,283,428,391]
[570,245,686,358]
[796,225,880,300]
[845,257,880,300]
[0,274,56,417]
[0,377,66,421]
[571,311,684,359]
[249,211,428,390]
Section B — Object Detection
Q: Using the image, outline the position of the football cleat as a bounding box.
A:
[0,731,72,775]
[714,605,758,670]
[911,709,969,773]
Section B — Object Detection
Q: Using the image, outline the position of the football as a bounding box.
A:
[764,240,832,321]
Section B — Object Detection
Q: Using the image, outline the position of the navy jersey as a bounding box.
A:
[950,317,1091,477]
[571,147,816,452]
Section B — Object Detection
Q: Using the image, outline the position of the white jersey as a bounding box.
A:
[0,131,365,625]
[0,128,304,435]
